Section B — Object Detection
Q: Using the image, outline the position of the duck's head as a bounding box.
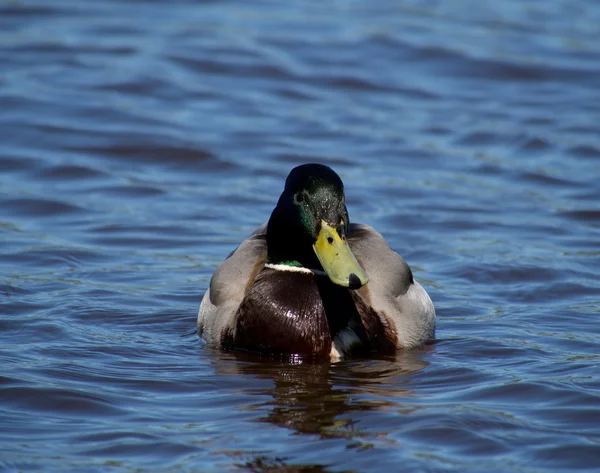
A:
[267,163,369,289]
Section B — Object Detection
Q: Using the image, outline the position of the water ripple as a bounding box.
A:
[1,0,599,472]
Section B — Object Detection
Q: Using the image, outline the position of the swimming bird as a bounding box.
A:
[198,163,435,359]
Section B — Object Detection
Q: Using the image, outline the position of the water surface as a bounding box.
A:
[1,0,600,471]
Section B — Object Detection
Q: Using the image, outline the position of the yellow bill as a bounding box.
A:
[313,220,369,289]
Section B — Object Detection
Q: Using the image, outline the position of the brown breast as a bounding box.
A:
[228,267,397,358]
[231,268,332,358]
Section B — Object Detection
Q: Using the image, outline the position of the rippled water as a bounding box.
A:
[2,0,600,471]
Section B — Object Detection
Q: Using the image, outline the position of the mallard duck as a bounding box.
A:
[198,163,435,359]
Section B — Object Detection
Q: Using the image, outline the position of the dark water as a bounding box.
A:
[1,0,600,471]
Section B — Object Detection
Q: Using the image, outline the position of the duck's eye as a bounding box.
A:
[293,193,304,204]
[327,236,334,244]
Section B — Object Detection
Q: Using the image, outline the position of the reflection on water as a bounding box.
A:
[216,351,428,437]
[209,350,430,470]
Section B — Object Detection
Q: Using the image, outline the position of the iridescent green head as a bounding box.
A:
[267,163,368,289]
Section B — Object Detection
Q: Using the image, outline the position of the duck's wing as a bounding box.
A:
[198,223,267,346]
[348,223,436,349]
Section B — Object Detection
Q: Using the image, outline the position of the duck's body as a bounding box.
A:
[198,164,435,359]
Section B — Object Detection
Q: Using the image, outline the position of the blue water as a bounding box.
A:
[1,0,600,471]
